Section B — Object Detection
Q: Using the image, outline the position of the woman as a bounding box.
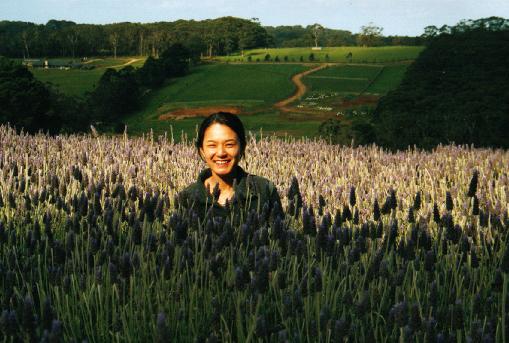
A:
[176,112,282,222]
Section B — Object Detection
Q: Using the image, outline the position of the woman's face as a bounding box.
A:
[200,123,241,177]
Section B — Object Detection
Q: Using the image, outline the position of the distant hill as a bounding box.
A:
[373,28,509,149]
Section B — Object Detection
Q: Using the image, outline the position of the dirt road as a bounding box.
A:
[274,64,329,111]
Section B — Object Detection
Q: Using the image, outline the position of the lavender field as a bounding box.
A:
[1,124,508,342]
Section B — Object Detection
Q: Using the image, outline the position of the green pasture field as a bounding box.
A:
[218,46,424,63]
[128,63,307,119]
[311,64,383,79]
[31,57,147,96]
[365,64,408,94]
[125,63,317,137]
[296,63,409,114]
[32,68,104,97]
[303,64,383,94]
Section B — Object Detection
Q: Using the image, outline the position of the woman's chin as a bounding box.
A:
[211,164,236,176]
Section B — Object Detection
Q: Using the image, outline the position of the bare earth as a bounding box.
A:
[158,106,241,120]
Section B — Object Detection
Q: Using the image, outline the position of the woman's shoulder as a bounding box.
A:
[245,173,276,191]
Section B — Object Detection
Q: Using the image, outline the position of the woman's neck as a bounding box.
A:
[204,167,239,205]
[207,172,235,191]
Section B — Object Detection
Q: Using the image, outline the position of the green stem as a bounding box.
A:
[503,273,507,343]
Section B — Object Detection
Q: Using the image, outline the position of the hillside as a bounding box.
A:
[373,29,509,149]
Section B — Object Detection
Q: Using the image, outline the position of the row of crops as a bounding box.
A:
[0,125,508,341]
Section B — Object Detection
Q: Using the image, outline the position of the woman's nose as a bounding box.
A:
[217,145,226,156]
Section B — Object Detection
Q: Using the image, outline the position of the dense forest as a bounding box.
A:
[318,17,509,149]
[373,19,509,150]
[0,17,422,59]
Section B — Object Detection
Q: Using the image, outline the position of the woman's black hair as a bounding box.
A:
[196,112,246,157]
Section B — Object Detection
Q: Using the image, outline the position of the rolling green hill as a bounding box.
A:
[218,46,424,63]
[125,63,315,137]
[31,57,146,96]
[26,46,419,138]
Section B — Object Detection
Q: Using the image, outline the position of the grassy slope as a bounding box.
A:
[218,46,424,63]
[365,64,408,94]
[32,68,103,97]
[303,64,408,95]
[125,63,323,138]
[304,65,383,93]
[28,48,415,138]
[32,57,146,96]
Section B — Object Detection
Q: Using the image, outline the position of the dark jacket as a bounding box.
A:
[175,166,282,222]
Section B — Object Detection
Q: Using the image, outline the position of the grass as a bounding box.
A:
[125,63,310,136]
[32,68,104,97]
[310,64,383,79]
[295,63,409,114]
[31,57,147,96]
[217,46,424,63]
[365,64,408,94]
[28,50,413,137]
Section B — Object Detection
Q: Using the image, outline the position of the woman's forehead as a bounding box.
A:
[203,123,238,141]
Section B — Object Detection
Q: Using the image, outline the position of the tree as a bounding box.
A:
[137,56,165,88]
[357,23,383,47]
[66,28,79,58]
[311,23,324,48]
[422,26,439,39]
[160,43,191,77]
[87,66,140,123]
[109,32,119,58]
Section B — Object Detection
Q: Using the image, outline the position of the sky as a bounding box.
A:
[1,0,508,36]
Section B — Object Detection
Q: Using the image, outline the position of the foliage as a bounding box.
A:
[87,66,140,123]
[0,56,85,134]
[264,25,423,48]
[0,17,270,58]
[218,46,424,63]
[373,28,509,149]
[318,110,376,145]
[0,126,508,341]
[159,43,191,77]
[137,56,165,88]
[357,22,384,47]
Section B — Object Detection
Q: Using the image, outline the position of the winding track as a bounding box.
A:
[274,63,330,112]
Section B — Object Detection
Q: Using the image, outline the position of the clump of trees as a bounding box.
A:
[318,109,376,146]
[265,24,422,48]
[0,57,87,134]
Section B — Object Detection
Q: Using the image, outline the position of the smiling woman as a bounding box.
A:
[176,112,283,221]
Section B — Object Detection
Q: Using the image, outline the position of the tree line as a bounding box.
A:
[0,17,269,59]
[0,17,423,59]
[0,44,194,134]
[265,23,422,48]
[319,17,509,150]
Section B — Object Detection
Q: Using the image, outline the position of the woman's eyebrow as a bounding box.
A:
[205,138,236,143]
